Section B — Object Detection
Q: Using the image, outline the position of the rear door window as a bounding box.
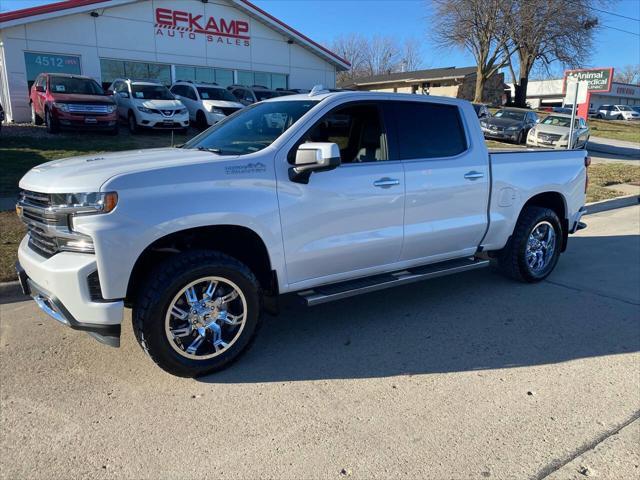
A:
[390,101,467,159]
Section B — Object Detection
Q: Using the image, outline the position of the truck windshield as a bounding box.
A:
[49,76,104,95]
[131,84,174,100]
[197,87,237,102]
[184,100,318,155]
[494,110,525,121]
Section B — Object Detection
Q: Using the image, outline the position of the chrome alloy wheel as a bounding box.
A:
[164,276,247,360]
[526,221,556,273]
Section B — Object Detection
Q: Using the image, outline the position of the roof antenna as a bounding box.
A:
[308,84,328,97]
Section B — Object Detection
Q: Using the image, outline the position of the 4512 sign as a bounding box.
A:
[155,7,250,46]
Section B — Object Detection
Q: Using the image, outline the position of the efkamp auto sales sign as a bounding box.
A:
[155,7,250,46]
[563,68,613,93]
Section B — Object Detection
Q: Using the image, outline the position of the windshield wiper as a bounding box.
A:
[197,146,224,154]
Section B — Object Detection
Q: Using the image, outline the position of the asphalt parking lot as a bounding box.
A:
[1,205,639,480]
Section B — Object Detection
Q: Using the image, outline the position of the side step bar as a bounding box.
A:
[298,257,490,306]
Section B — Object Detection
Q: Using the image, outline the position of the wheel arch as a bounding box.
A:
[519,191,569,251]
[125,225,277,307]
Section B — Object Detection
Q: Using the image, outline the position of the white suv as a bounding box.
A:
[170,81,244,129]
[595,104,640,121]
[109,79,189,133]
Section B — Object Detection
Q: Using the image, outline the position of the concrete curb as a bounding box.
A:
[585,194,640,215]
[1,195,638,294]
[0,281,24,300]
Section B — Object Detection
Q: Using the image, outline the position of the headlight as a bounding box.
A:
[529,127,536,135]
[50,192,118,215]
[53,102,69,112]
[480,121,487,127]
[107,104,117,113]
[176,108,187,115]
[137,106,153,114]
[209,106,224,114]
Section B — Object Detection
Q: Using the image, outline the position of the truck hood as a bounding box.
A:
[19,148,235,193]
[134,98,184,110]
[484,117,523,128]
[50,93,115,104]
[534,124,571,135]
[202,99,244,110]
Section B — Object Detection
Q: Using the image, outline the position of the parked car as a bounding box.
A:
[631,105,640,115]
[526,113,590,149]
[472,103,490,119]
[29,73,118,134]
[170,81,244,129]
[480,107,538,143]
[108,79,189,134]
[552,107,573,114]
[594,104,640,121]
[0,102,4,132]
[15,90,588,377]
[227,84,279,105]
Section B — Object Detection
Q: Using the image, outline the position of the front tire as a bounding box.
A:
[495,206,562,282]
[132,250,262,377]
[616,114,623,120]
[196,110,208,130]
[516,130,525,144]
[128,112,138,134]
[45,108,59,133]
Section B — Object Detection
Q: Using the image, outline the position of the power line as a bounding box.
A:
[599,23,640,37]
[565,0,640,22]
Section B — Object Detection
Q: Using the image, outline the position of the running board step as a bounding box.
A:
[298,257,490,306]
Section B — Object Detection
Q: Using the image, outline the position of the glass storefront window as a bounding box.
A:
[25,52,81,91]
[237,71,253,87]
[100,59,171,90]
[271,74,287,90]
[175,65,195,82]
[215,69,234,87]
[195,67,215,84]
[253,71,270,88]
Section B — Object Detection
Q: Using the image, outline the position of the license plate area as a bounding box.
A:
[84,117,97,124]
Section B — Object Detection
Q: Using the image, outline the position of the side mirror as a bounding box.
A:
[119,92,129,98]
[35,85,45,93]
[289,142,341,184]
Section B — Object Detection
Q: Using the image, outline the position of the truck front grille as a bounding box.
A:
[538,133,562,142]
[67,104,112,115]
[27,224,58,257]
[220,107,241,116]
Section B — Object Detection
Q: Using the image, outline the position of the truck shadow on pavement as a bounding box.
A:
[199,234,640,384]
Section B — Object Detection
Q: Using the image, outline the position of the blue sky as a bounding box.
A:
[2,0,639,78]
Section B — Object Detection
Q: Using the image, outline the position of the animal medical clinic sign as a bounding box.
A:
[155,7,250,46]
[563,67,614,120]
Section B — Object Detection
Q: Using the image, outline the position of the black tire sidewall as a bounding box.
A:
[128,113,137,133]
[139,258,261,377]
[515,210,562,281]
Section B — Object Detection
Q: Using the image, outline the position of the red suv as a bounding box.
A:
[30,73,118,134]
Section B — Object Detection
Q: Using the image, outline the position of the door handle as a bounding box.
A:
[464,171,484,181]
[373,177,400,188]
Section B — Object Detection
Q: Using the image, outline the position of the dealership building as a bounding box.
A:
[506,78,640,110]
[0,0,349,123]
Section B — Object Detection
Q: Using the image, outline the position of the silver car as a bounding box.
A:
[527,113,590,149]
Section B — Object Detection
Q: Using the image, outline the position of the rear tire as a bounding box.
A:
[495,206,562,283]
[132,250,262,377]
[196,110,208,130]
[45,108,59,134]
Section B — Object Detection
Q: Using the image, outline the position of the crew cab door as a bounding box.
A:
[386,100,490,262]
[277,101,404,286]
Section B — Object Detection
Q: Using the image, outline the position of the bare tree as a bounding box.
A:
[365,36,401,75]
[506,0,599,107]
[614,64,640,85]
[431,0,515,102]
[331,34,370,83]
[400,37,424,72]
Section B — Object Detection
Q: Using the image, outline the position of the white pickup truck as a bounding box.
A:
[16,89,589,377]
